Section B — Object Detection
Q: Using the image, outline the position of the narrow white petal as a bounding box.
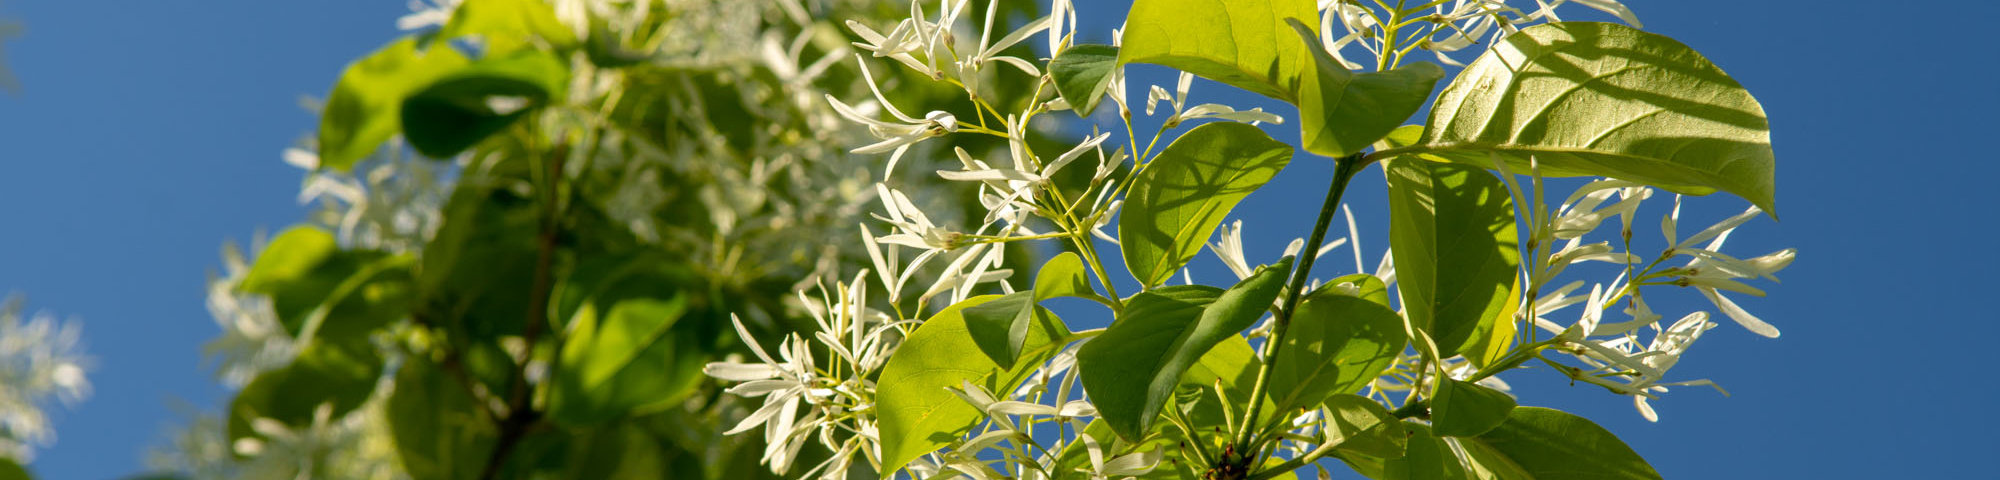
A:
[1698,287,1780,338]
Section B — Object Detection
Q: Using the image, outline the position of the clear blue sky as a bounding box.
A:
[0,1,1993,479]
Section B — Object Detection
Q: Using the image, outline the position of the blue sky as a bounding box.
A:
[0,1,1994,478]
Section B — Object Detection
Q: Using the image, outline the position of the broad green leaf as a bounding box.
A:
[401,48,569,159]
[1322,394,1406,460]
[1286,19,1444,158]
[1057,337,1261,480]
[962,291,1050,369]
[436,0,577,54]
[1431,378,1516,438]
[1384,158,1518,360]
[1120,0,1318,101]
[389,354,496,480]
[1372,423,1469,480]
[227,337,383,448]
[1454,407,1662,480]
[1120,122,1293,288]
[1049,44,1120,117]
[1268,276,1404,412]
[318,37,469,171]
[1081,259,1288,441]
[877,296,1071,478]
[419,181,542,340]
[1033,251,1108,305]
[548,255,706,426]
[1391,22,1777,213]
[239,226,413,341]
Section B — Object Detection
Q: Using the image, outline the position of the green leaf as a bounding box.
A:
[389,354,497,480]
[1322,394,1405,459]
[1286,19,1444,158]
[1392,22,1777,214]
[1431,378,1516,437]
[1081,258,1288,441]
[1372,422,1468,480]
[1383,158,1519,361]
[1120,122,1293,288]
[1056,337,1261,479]
[1268,276,1404,412]
[1454,407,1662,480]
[436,0,578,54]
[961,291,1051,369]
[547,255,706,426]
[0,458,29,480]
[1119,0,1318,101]
[239,226,413,342]
[401,48,569,159]
[877,296,1071,478]
[318,37,470,171]
[1033,251,1108,306]
[228,337,384,449]
[418,182,543,340]
[1049,44,1120,117]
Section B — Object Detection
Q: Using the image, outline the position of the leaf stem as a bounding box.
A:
[1231,152,1365,465]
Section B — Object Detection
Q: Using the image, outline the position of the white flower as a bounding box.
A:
[1147,72,1282,127]
[873,184,964,251]
[396,0,461,31]
[827,56,960,177]
[0,297,91,462]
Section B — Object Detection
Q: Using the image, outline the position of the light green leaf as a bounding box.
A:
[1119,0,1318,101]
[239,226,413,342]
[1454,407,1662,480]
[1384,158,1519,361]
[389,354,496,480]
[962,291,1055,370]
[1056,336,1261,480]
[318,37,469,171]
[877,296,1071,478]
[1269,275,1404,412]
[1389,22,1777,214]
[436,0,578,54]
[547,255,706,426]
[1049,44,1120,117]
[228,337,384,449]
[1322,394,1405,460]
[1286,19,1444,158]
[1034,251,1108,306]
[401,48,569,159]
[1431,378,1516,438]
[1120,122,1293,288]
[1081,258,1289,441]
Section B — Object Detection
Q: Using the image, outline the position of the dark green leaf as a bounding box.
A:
[547,255,706,426]
[1384,158,1520,362]
[239,226,412,341]
[1431,378,1516,437]
[962,291,1048,369]
[227,337,384,449]
[1081,258,1288,440]
[1286,19,1444,157]
[877,296,1072,478]
[1322,394,1405,459]
[1049,44,1120,117]
[1455,407,1662,480]
[1392,22,1778,214]
[1269,276,1404,412]
[1370,422,1468,480]
[318,37,470,171]
[1119,0,1319,101]
[0,458,29,480]
[401,49,569,159]
[1120,122,1293,288]
[389,354,496,480]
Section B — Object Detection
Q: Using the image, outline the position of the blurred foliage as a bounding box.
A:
[147,0,1070,479]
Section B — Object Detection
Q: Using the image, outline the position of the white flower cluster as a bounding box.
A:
[0,297,90,463]
[1316,0,1642,69]
[1495,156,1795,422]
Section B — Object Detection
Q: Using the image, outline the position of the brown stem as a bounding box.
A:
[478,144,567,480]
